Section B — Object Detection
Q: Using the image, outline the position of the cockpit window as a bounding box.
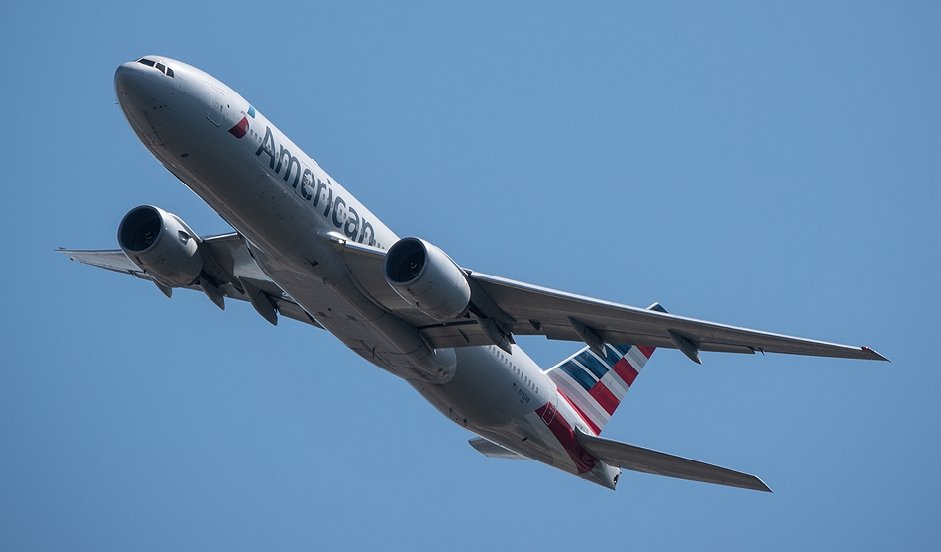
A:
[136,58,175,78]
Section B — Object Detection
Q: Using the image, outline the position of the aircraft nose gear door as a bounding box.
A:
[207,86,225,126]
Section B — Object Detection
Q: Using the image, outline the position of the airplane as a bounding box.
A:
[60,56,887,492]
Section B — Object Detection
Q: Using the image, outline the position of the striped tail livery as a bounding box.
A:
[547,304,661,434]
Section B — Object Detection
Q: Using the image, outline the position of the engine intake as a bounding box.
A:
[118,205,204,288]
[384,237,471,321]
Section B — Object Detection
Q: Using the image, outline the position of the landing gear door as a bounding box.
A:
[207,86,225,126]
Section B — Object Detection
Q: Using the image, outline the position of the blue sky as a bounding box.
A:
[2,2,939,550]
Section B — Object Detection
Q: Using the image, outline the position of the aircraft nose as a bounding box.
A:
[114,61,147,101]
[114,60,174,148]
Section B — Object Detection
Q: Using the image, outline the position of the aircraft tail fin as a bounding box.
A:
[546,303,663,434]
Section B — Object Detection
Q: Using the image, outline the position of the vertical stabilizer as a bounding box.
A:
[546,303,662,434]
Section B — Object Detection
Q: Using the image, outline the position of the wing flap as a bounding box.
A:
[574,429,771,492]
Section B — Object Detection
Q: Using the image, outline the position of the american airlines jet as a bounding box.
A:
[60,56,887,492]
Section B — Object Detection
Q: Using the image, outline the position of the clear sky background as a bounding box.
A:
[2,2,939,550]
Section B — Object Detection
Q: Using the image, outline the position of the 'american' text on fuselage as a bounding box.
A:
[255,125,377,247]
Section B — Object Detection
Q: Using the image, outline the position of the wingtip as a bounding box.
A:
[743,474,773,493]
[755,477,773,493]
[861,346,890,362]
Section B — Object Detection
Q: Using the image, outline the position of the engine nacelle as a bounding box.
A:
[118,205,204,288]
[384,237,471,321]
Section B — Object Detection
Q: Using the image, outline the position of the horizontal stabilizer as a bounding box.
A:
[468,437,527,460]
[575,428,771,492]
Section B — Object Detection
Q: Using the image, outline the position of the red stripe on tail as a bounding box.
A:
[588,382,619,415]
[612,358,639,386]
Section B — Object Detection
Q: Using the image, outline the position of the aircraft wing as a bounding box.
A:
[58,233,320,328]
[62,230,885,363]
[460,272,887,361]
[575,428,771,492]
[329,237,886,362]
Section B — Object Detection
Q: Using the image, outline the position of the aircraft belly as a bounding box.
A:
[411,346,569,463]
[246,250,453,379]
[418,347,522,426]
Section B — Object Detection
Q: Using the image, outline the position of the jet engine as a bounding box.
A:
[384,237,471,321]
[118,205,204,288]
